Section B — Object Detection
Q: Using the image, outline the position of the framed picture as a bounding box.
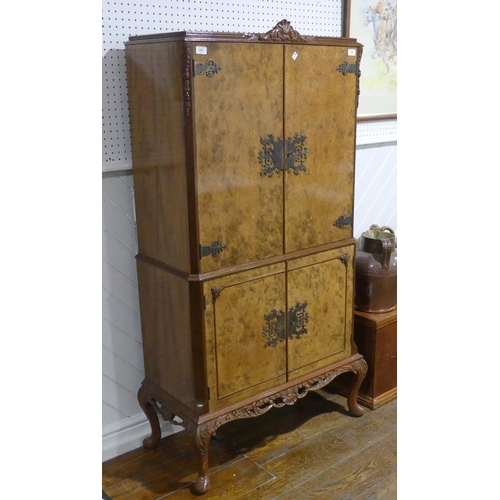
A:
[343,0,397,121]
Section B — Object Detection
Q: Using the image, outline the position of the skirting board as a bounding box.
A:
[102,413,183,462]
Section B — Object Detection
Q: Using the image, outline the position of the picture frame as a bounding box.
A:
[342,0,397,121]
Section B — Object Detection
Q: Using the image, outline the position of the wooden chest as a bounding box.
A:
[334,309,397,409]
[124,20,367,494]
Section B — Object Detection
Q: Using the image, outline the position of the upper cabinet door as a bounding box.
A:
[284,44,358,253]
[193,42,284,273]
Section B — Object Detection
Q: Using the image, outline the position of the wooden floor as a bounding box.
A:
[102,387,396,499]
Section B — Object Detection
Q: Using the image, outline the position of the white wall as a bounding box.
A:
[102,172,183,461]
[354,142,397,238]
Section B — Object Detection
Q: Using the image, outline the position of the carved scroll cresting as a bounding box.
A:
[259,19,308,43]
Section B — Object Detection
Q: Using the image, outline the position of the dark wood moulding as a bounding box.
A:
[125,20,361,48]
[136,238,357,282]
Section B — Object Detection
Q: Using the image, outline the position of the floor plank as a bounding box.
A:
[104,434,241,499]
[102,394,396,500]
[351,472,397,500]
[272,433,396,500]
[103,431,197,489]
[162,458,274,499]
[237,401,396,500]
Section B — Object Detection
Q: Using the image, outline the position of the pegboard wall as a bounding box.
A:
[102,0,396,172]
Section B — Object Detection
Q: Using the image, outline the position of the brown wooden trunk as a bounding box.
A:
[333,309,397,409]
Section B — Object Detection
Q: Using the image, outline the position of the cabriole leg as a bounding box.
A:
[138,384,162,449]
[346,358,368,416]
[191,422,215,494]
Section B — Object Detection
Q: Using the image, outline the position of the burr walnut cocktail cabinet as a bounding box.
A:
[125,20,368,494]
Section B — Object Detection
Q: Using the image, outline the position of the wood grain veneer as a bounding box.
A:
[126,41,191,273]
[284,44,358,252]
[193,42,284,273]
[125,20,367,494]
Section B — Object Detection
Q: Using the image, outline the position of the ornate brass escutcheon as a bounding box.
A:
[259,134,284,177]
[336,61,357,76]
[285,134,308,175]
[194,60,222,77]
[263,301,310,347]
[288,302,309,340]
[259,134,308,176]
[263,308,287,348]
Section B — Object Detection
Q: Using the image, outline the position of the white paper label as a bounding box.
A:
[348,48,356,57]
[196,46,208,55]
[292,51,299,60]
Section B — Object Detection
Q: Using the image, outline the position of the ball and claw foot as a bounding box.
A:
[143,433,160,449]
[192,422,215,495]
[193,475,210,495]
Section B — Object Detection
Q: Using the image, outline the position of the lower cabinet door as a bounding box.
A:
[203,264,287,409]
[287,246,355,379]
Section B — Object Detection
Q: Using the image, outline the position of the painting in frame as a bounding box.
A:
[343,0,397,121]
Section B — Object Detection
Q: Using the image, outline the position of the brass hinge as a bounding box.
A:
[336,61,357,76]
[194,60,221,77]
[333,215,353,229]
[200,241,227,258]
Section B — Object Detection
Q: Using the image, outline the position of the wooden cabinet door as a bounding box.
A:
[203,265,287,408]
[283,44,358,252]
[193,42,284,273]
[286,246,355,379]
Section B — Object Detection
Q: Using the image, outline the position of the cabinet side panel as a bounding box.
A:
[126,41,191,272]
[136,261,195,409]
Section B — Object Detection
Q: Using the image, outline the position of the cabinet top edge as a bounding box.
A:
[125,31,362,47]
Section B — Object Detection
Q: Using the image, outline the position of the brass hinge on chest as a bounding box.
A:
[194,60,221,77]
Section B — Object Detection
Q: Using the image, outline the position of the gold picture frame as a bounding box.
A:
[343,0,397,121]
